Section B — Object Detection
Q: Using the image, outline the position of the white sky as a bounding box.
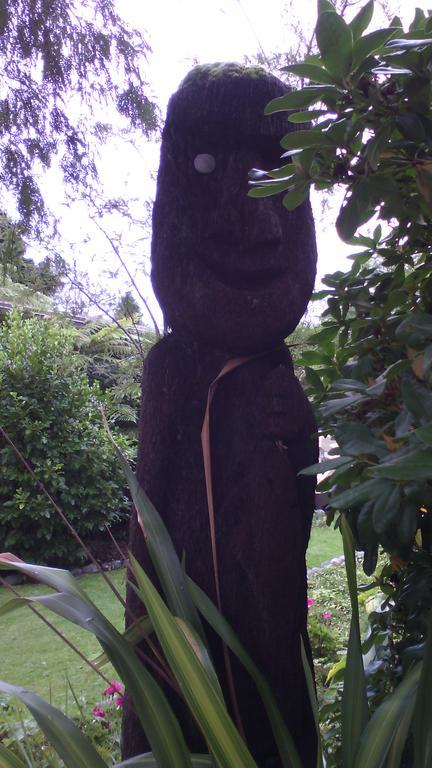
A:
[42,0,427,327]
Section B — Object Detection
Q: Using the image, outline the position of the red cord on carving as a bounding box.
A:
[201,356,253,740]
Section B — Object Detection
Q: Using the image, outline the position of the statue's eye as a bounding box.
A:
[194,153,216,174]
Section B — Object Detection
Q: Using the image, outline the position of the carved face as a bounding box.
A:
[151,64,317,354]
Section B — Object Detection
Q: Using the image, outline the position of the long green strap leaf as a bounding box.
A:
[341,516,369,768]
[0,743,28,768]
[0,560,192,768]
[413,609,432,767]
[104,421,204,640]
[187,576,302,768]
[300,638,324,768]
[353,664,420,768]
[115,756,215,768]
[0,681,107,768]
[130,554,258,768]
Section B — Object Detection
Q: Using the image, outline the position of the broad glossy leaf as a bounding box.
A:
[265,87,335,114]
[299,456,352,476]
[0,681,107,768]
[386,37,432,49]
[307,324,339,344]
[349,0,374,40]
[316,11,353,78]
[372,483,400,535]
[352,28,399,69]
[282,63,335,85]
[318,0,336,14]
[288,109,329,123]
[329,479,390,510]
[368,448,432,481]
[319,392,367,417]
[248,180,292,198]
[282,184,309,210]
[280,129,335,151]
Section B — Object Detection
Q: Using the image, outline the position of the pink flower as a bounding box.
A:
[307,598,314,608]
[103,680,123,697]
[92,706,106,719]
[322,611,331,621]
[115,694,124,709]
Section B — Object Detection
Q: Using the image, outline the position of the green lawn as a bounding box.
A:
[0,526,343,714]
[0,569,126,714]
[307,522,344,568]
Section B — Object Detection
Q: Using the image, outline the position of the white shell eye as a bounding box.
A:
[194,153,216,174]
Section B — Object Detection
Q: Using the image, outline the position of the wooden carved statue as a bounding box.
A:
[122,63,318,768]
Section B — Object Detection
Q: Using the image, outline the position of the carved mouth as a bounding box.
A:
[202,238,286,290]
[205,260,286,290]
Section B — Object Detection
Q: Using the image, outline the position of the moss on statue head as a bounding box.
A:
[179,62,268,90]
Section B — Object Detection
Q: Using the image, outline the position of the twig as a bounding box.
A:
[91,217,160,339]
[0,426,178,691]
[64,272,143,356]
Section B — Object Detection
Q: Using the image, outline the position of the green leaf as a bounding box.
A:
[341,516,369,767]
[319,392,367,417]
[265,87,334,113]
[318,0,336,14]
[0,681,108,768]
[282,184,309,210]
[105,425,204,639]
[129,556,258,768]
[304,365,326,393]
[300,638,324,768]
[386,37,432,49]
[316,11,353,78]
[372,483,400,535]
[0,743,28,768]
[368,448,432,481]
[248,180,292,198]
[415,423,432,446]
[349,0,374,40]
[413,609,432,766]
[282,63,335,85]
[297,349,331,365]
[187,578,302,768]
[307,324,339,344]
[280,129,336,151]
[0,559,192,768]
[288,109,328,123]
[352,28,399,69]
[299,456,353,476]
[353,663,420,768]
[396,113,426,142]
[115,758,214,768]
[337,181,374,242]
[329,479,390,510]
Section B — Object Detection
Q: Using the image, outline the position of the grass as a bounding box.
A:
[0,568,126,714]
[307,520,344,568]
[0,523,344,714]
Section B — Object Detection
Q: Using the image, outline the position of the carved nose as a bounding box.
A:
[211,150,283,247]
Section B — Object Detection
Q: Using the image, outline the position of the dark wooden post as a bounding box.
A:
[122,63,319,768]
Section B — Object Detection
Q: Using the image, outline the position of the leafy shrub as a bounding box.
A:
[0,312,131,564]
